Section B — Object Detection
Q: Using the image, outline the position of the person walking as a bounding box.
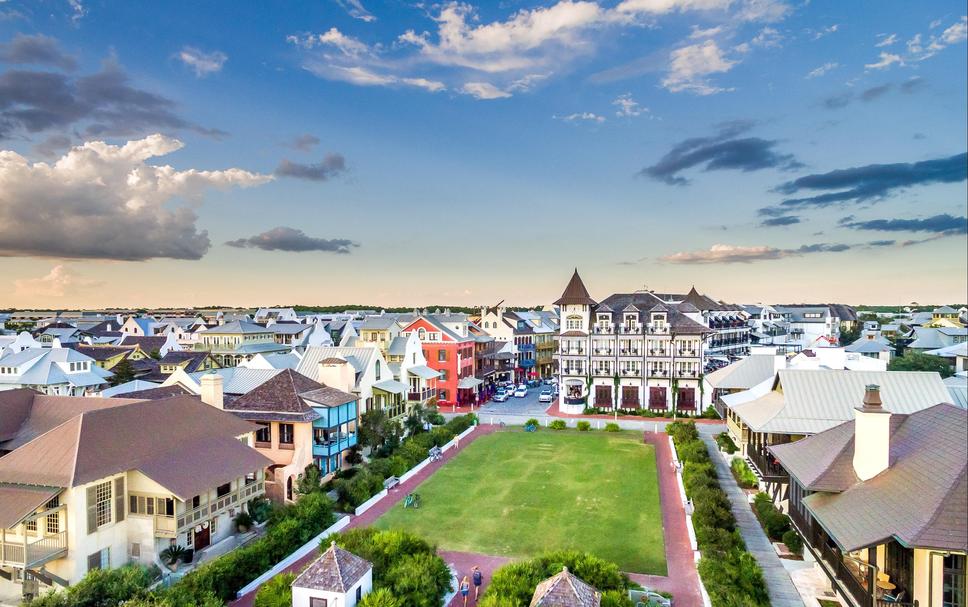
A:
[472,566,483,601]
[460,576,470,607]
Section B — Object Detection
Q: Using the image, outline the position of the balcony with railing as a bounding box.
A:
[407,387,435,402]
[177,481,264,530]
[313,431,357,457]
[154,515,177,538]
[747,446,787,482]
[0,531,68,568]
[592,348,614,356]
[592,324,614,334]
[560,348,586,356]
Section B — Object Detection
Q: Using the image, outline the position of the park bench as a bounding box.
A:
[384,476,400,490]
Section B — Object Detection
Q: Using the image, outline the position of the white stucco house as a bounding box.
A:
[291,541,373,607]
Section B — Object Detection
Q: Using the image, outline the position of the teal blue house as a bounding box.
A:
[304,386,359,475]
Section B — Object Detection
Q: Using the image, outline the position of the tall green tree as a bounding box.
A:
[110,357,136,386]
[296,463,324,496]
[888,351,954,377]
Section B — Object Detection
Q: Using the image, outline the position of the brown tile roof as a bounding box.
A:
[530,568,600,607]
[0,388,35,443]
[299,385,358,408]
[772,403,967,552]
[118,335,167,353]
[0,395,271,499]
[225,369,323,421]
[119,384,193,400]
[0,484,60,529]
[293,541,372,592]
[554,270,596,306]
[159,350,214,373]
[0,390,138,452]
[74,345,131,361]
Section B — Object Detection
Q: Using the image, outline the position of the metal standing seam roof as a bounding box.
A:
[408,364,440,380]
[943,375,968,409]
[202,320,273,335]
[773,404,967,553]
[373,378,408,394]
[704,354,777,390]
[296,346,380,378]
[731,369,953,434]
[187,368,284,395]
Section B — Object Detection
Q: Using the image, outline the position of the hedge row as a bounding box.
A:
[666,421,770,607]
[715,432,738,454]
[583,406,720,419]
[752,493,802,556]
[334,414,477,508]
[730,458,758,489]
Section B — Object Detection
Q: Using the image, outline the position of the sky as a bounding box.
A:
[0,0,966,309]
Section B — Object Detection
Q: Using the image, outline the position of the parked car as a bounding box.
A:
[538,389,553,403]
[513,385,528,398]
[493,390,509,402]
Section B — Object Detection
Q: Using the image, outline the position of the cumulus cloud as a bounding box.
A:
[809,24,839,40]
[176,46,228,77]
[806,62,838,79]
[13,264,101,297]
[226,226,358,254]
[839,214,967,235]
[865,51,902,70]
[613,93,646,117]
[641,121,800,185]
[334,0,376,22]
[0,134,272,260]
[875,33,898,47]
[0,33,77,70]
[661,40,736,95]
[275,155,347,181]
[659,242,852,264]
[0,58,226,140]
[764,152,968,212]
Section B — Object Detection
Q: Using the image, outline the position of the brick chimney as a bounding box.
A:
[200,371,224,409]
[852,384,891,480]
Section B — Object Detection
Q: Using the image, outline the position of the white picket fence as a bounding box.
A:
[235,514,351,599]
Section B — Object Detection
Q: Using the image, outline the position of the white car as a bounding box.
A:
[493,390,509,402]
[513,385,528,398]
[538,389,553,403]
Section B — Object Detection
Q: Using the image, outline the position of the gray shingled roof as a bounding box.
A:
[293,542,371,592]
[773,404,967,552]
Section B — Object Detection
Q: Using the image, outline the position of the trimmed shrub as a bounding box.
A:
[676,439,710,464]
[601,589,635,607]
[254,573,295,607]
[549,420,567,430]
[359,588,402,607]
[666,420,699,443]
[752,493,790,541]
[525,418,540,428]
[26,564,159,607]
[604,423,620,432]
[485,551,630,607]
[715,432,738,454]
[730,458,759,489]
[335,469,385,508]
[576,421,591,432]
[782,529,803,556]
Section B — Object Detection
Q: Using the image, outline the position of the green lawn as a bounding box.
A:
[374,430,666,575]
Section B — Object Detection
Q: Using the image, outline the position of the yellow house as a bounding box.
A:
[74,346,137,371]
[772,390,966,607]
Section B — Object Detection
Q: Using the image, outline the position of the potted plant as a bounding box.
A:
[159,545,189,572]
[234,510,254,533]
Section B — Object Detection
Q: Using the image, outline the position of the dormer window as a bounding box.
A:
[624,313,638,327]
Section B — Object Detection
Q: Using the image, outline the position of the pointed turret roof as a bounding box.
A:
[554,270,596,306]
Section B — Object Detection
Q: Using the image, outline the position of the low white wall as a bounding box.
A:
[236,514,350,598]
[354,490,388,516]
[399,457,432,484]
[666,435,711,607]
[441,424,477,452]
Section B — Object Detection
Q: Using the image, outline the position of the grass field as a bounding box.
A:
[374,430,666,575]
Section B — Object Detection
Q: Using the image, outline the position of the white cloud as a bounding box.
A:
[941,16,967,44]
[0,134,272,260]
[805,61,838,78]
[287,28,371,56]
[177,47,228,77]
[662,40,736,95]
[810,23,839,40]
[460,81,512,99]
[865,51,903,70]
[660,244,787,263]
[615,0,789,22]
[750,26,782,48]
[555,112,606,123]
[13,265,100,297]
[335,0,376,22]
[689,25,723,39]
[612,93,646,117]
[905,17,966,61]
[875,33,897,47]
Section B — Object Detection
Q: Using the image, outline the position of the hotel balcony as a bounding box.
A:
[674,349,700,358]
[313,432,357,457]
[592,349,615,356]
[563,395,586,406]
[0,531,68,569]
[618,324,642,334]
[591,325,614,334]
[647,349,669,357]
[560,348,586,356]
[618,349,642,357]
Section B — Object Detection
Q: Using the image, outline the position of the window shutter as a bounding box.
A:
[86,486,97,534]
[114,477,125,523]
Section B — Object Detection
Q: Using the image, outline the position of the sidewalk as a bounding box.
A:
[702,437,805,607]
[232,424,500,607]
[548,401,724,424]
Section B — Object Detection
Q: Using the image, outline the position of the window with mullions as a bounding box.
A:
[944,554,966,607]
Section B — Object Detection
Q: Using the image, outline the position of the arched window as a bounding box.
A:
[286,476,293,501]
[375,360,381,380]
[418,328,426,340]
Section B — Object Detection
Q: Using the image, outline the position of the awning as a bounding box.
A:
[0,484,61,528]
[457,377,484,389]
[408,365,440,380]
[373,379,408,395]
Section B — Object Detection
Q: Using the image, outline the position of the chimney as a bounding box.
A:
[200,371,224,409]
[852,384,891,481]
[317,358,355,393]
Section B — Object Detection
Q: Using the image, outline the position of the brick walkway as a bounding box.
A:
[635,433,704,607]
[702,437,804,607]
[232,424,500,607]
[440,550,511,607]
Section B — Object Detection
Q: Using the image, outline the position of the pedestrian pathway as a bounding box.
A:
[440,550,510,607]
[231,424,500,607]
[702,437,805,607]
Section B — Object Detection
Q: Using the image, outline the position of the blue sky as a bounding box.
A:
[0,0,965,308]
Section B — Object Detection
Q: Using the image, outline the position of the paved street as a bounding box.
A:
[477,388,553,417]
